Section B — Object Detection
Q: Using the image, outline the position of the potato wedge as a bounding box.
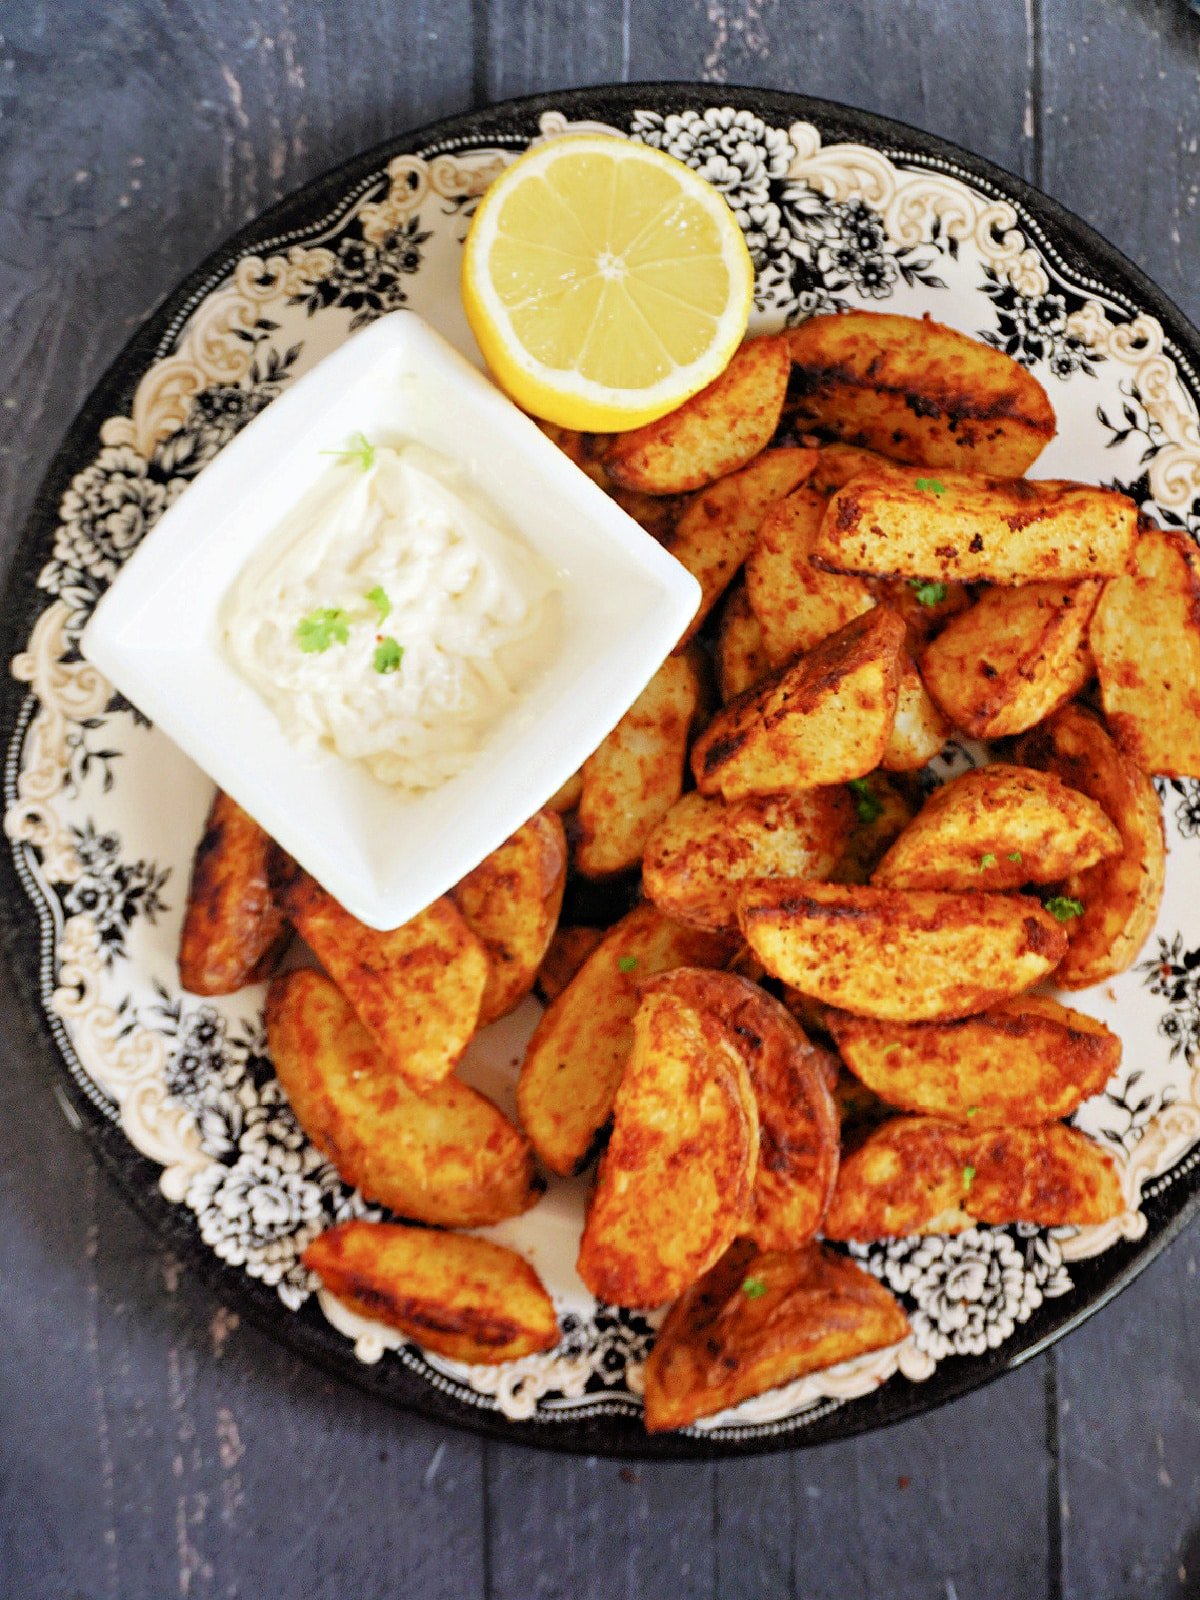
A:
[269,855,487,1089]
[575,652,703,876]
[178,790,289,995]
[920,579,1101,739]
[873,763,1121,891]
[604,334,791,494]
[881,656,951,771]
[833,773,917,885]
[517,904,736,1175]
[575,984,758,1309]
[745,488,875,662]
[303,1220,557,1364]
[715,583,771,702]
[667,448,817,645]
[807,442,899,496]
[822,1116,1125,1239]
[643,1239,909,1431]
[738,879,1068,1021]
[827,995,1121,1125]
[453,810,567,1024]
[876,576,972,656]
[692,606,906,800]
[535,924,604,1003]
[786,310,1056,475]
[643,788,852,933]
[536,421,611,486]
[545,768,583,814]
[268,971,538,1226]
[816,469,1136,584]
[650,970,840,1251]
[608,485,685,544]
[1090,526,1200,777]
[1014,704,1166,987]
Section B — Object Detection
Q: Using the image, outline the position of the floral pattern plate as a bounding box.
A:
[4,85,1200,1459]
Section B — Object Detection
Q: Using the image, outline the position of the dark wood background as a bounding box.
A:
[2,3,1198,1596]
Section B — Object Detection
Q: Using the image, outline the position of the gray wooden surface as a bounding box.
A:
[1,2,1197,1597]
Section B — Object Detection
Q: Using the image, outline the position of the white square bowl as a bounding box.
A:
[81,311,700,929]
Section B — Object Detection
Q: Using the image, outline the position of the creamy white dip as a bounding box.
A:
[223,441,561,791]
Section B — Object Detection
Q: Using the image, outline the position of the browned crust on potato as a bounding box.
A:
[303,1219,558,1364]
[178,790,289,994]
[535,924,605,1002]
[746,487,876,663]
[715,582,772,703]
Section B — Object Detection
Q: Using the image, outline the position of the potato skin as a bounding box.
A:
[816,469,1136,585]
[303,1220,558,1365]
[535,924,604,1002]
[575,652,703,877]
[178,791,289,995]
[827,995,1121,1125]
[715,583,771,703]
[453,810,567,1024]
[738,879,1068,1022]
[269,854,487,1089]
[604,335,791,494]
[691,605,906,800]
[786,311,1056,476]
[746,487,875,663]
[872,763,1121,891]
[920,579,1101,739]
[1014,704,1166,988]
[642,788,852,933]
[517,904,737,1176]
[822,1116,1125,1240]
[267,970,539,1226]
[643,1239,909,1432]
[1089,526,1200,777]
[576,985,758,1309]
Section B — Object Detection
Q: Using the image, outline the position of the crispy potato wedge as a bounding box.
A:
[269,855,487,1089]
[746,488,876,662]
[608,484,686,544]
[692,606,906,800]
[833,774,917,885]
[268,971,539,1226]
[643,1238,908,1431]
[537,421,611,487]
[738,879,1068,1022]
[667,448,818,646]
[873,763,1121,890]
[545,768,583,814]
[827,995,1121,1125]
[576,984,758,1308]
[920,579,1101,739]
[178,790,289,995]
[1090,526,1200,777]
[535,924,605,1002]
[651,969,840,1251]
[643,788,852,933]
[881,656,951,771]
[822,1116,1125,1239]
[786,311,1056,475]
[517,904,737,1176]
[807,442,899,495]
[575,652,703,876]
[453,810,567,1024]
[816,469,1136,584]
[715,583,771,702]
[877,576,972,655]
[303,1219,557,1364]
[604,334,792,495]
[1014,704,1166,987]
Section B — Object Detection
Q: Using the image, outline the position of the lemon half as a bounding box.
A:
[462,134,755,432]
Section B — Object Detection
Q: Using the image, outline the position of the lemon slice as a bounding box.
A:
[462,134,755,432]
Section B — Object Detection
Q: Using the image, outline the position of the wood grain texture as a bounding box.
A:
[1,1,1198,1597]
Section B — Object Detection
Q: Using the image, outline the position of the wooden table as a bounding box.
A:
[2,3,1198,1596]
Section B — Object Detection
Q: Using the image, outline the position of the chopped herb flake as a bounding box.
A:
[915,477,947,497]
[965,1105,980,1119]
[881,1043,903,1057]
[365,584,392,624]
[617,955,638,974]
[1045,895,1085,922]
[979,853,997,871]
[321,431,375,471]
[848,776,883,824]
[742,1277,767,1299]
[372,636,404,675]
[962,1164,977,1189]
[1007,851,1023,864]
[909,578,948,607]
[296,607,350,653]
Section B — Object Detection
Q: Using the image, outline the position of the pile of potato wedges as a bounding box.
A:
[178,309,1198,1433]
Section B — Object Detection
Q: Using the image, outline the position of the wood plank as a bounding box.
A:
[483,0,629,102]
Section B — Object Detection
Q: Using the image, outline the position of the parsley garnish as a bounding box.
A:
[881,1042,903,1057]
[372,637,404,675]
[965,1106,980,1119]
[962,1164,977,1189]
[742,1277,767,1299]
[848,777,883,824]
[915,477,947,497]
[296,607,350,653]
[909,579,948,607]
[1045,895,1085,922]
[365,585,392,624]
[979,853,997,871]
[321,431,376,472]
[617,955,638,974]
[1007,851,1023,864]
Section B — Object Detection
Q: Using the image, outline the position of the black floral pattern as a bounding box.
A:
[290,218,431,329]
[979,266,1103,378]
[556,1306,658,1392]
[1138,933,1200,1065]
[1159,777,1200,839]
[59,821,170,963]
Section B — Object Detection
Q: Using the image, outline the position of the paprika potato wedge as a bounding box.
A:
[178,790,289,995]
[715,583,771,702]
[535,924,605,1003]
[746,487,875,663]
[304,1220,558,1364]
[268,971,539,1227]
[880,656,951,772]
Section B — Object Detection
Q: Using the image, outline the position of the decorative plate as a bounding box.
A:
[4,85,1199,1460]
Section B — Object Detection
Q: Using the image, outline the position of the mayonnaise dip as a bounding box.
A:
[223,441,561,791]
